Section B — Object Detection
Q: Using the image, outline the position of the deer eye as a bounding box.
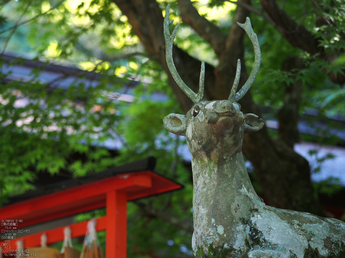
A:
[193,106,200,117]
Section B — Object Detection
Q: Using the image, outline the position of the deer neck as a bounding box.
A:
[191,150,261,208]
[191,150,263,249]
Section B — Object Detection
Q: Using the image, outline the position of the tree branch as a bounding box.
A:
[260,0,321,55]
[177,0,227,56]
[102,51,148,62]
[219,0,284,34]
[224,0,251,54]
[0,0,64,36]
[213,0,251,98]
[114,0,216,112]
[112,0,164,57]
[1,1,31,54]
[260,0,345,85]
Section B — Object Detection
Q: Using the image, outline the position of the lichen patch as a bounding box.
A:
[217,225,224,235]
[197,110,205,122]
[302,222,330,256]
[205,101,216,110]
[251,211,308,257]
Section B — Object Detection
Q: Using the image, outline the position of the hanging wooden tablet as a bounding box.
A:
[26,247,60,258]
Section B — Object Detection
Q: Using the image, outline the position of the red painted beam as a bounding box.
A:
[0,173,152,229]
[126,173,183,201]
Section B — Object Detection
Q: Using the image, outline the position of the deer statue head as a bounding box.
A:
[163,5,264,162]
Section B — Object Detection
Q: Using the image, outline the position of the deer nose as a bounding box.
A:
[215,101,236,114]
[206,110,218,124]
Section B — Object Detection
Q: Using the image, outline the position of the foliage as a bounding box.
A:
[0,60,122,195]
[0,0,344,257]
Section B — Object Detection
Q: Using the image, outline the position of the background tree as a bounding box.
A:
[0,0,344,257]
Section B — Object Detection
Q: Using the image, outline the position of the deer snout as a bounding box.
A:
[214,100,236,115]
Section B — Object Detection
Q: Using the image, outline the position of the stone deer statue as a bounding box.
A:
[163,5,345,258]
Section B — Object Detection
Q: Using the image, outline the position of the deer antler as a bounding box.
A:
[228,59,241,101]
[229,17,261,102]
[164,5,204,103]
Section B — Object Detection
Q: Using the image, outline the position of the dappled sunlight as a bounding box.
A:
[79,60,110,72]
[45,40,61,58]
[198,1,236,20]
[41,1,51,13]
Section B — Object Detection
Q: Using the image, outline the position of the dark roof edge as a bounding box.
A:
[1,53,101,79]
[101,156,157,175]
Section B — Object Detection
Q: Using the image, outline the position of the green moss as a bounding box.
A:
[245,238,251,250]
[304,246,320,258]
[239,216,265,248]
[249,208,259,213]
[239,217,249,225]
[195,244,236,258]
[195,246,207,258]
[329,241,345,258]
[333,249,345,258]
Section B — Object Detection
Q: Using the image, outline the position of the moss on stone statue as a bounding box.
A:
[240,217,265,247]
[195,244,236,258]
[244,238,251,250]
[303,242,345,258]
[335,248,345,258]
[303,246,320,258]
[328,242,345,258]
[195,241,345,258]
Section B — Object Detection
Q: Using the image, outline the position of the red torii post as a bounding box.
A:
[0,157,182,257]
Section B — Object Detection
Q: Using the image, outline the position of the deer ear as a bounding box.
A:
[244,113,264,133]
[163,114,187,136]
